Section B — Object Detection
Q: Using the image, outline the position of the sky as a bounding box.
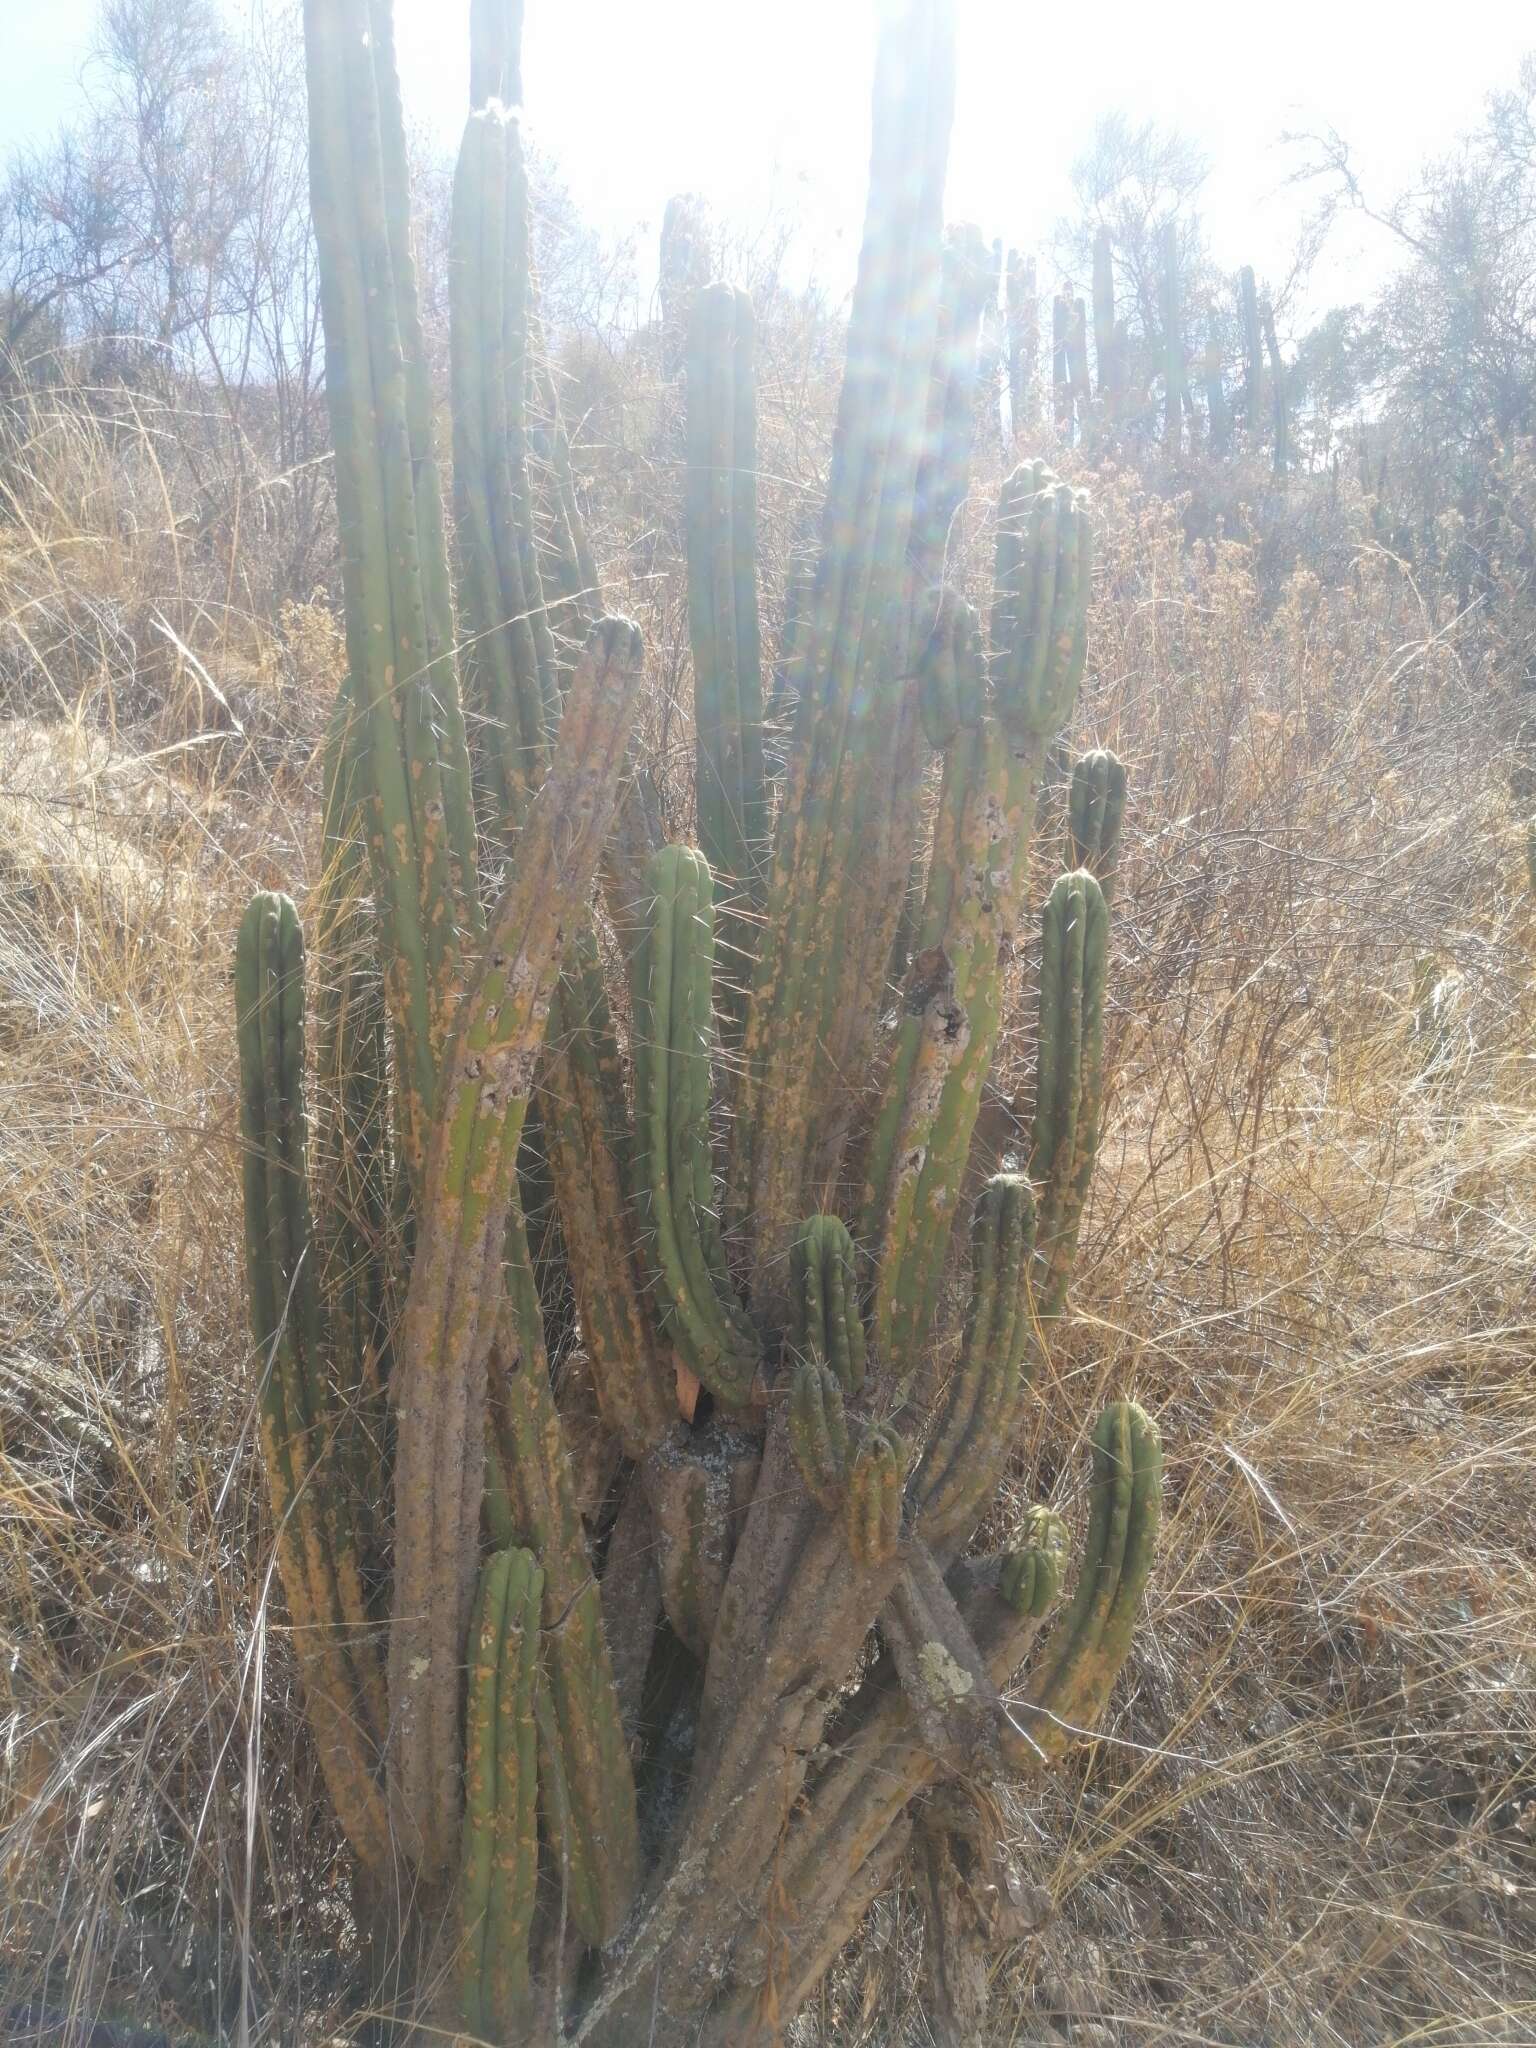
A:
[5,0,1533,331]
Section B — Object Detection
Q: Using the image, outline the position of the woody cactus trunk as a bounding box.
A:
[233,0,1164,2038]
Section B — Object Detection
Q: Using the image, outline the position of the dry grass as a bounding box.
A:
[2,372,1534,2047]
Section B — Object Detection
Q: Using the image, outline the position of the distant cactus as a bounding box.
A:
[230,2,1167,2037]
[1160,221,1186,456]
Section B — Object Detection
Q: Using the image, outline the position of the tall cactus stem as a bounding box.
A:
[451,98,559,831]
[1030,868,1109,1318]
[1003,1402,1161,1767]
[235,890,390,1874]
[729,0,956,1317]
[687,281,768,1017]
[387,618,644,1877]
[630,844,762,1404]
[460,1544,542,2037]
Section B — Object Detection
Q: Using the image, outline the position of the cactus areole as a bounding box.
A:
[231,0,1165,2036]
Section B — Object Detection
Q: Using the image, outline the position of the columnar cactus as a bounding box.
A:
[1092,226,1121,413]
[1239,263,1264,444]
[230,2,1174,2039]
[461,1545,542,2036]
[1004,248,1039,434]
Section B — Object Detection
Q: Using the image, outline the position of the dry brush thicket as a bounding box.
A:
[2,4,1535,2044]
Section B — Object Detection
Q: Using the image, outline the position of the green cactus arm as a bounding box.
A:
[487,1219,640,1948]
[727,0,956,1314]
[687,284,768,949]
[789,1214,867,1393]
[1067,747,1128,900]
[990,463,1092,745]
[846,1425,906,1567]
[1002,1401,1161,1769]
[913,1173,1038,1545]
[1029,868,1109,1317]
[998,1505,1070,1618]
[387,617,644,1878]
[630,844,762,1404]
[460,1542,544,2037]
[541,932,675,1460]
[461,1546,512,2034]
[788,1357,852,1511]
[861,715,1042,1368]
[303,0,480,1186]
[485,1546,543,2032]
[451,98,559,832]
[234,890,391,1876]
[916,590,984,751]
[311,686,394,1544]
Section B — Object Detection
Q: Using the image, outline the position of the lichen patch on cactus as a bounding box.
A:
[918,1640,976,1703]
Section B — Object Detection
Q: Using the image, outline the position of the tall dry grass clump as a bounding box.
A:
[1,365,1534,2044]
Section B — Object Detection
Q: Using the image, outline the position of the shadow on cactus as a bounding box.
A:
[231,0,1165,2037]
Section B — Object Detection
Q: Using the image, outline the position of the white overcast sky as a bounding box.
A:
[7,0,1533,330]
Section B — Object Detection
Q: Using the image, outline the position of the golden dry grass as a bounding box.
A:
[1,373,1533,2046]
